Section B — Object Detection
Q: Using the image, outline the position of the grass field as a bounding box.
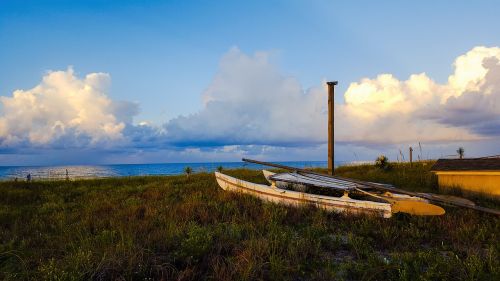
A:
[0,162,499,280]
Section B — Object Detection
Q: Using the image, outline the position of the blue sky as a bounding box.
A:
[1,0,499,165]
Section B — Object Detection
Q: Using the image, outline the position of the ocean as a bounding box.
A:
[0,161,340,181]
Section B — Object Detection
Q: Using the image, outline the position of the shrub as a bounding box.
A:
[184,166,193,177]
[375,155,391,170]
[177,223,214,263]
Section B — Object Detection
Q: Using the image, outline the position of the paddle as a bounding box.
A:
[354,188,445,216]
[242,158,500,216]
[419,193,475,207]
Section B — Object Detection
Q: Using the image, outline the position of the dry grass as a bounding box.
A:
[0,163,498,280]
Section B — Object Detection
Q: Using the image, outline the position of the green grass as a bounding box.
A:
[0,163,499,280]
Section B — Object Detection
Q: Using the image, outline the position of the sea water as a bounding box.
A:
[0,161,348,181]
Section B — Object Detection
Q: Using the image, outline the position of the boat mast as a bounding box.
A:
[327,81,338,175]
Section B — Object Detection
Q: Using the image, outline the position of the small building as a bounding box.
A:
[431,158,500,199]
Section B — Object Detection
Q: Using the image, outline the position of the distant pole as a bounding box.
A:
[409,146,413,166]
[327,81,338,175]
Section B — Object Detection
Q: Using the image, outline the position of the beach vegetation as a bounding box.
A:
[184,166,193,177]
[0,162,498,280]
[375,155,391,171]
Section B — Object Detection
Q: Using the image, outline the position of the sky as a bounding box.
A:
[0,0,499,165]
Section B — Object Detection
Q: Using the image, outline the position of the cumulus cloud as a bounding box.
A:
[0,68,138,148]
[165,47,327,147]
[164,46,499,149]
[1,46,498,164]
[431,55,500,134]
[336,73,474,145]
[337,46,500,145]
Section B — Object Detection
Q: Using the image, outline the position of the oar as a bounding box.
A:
[334,178,477,206]
[354,188,445,216]
[242,158,500,216]
[419,193,475,207]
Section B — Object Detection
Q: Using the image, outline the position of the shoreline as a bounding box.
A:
[0,160,338,181]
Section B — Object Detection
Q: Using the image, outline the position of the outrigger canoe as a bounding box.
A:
[215,171,393,218]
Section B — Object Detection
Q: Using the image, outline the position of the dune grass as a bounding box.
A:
[0,163,499,280]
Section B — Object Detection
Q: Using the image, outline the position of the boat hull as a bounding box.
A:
[215,172,392,218]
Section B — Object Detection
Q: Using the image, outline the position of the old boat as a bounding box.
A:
[215,171,393,218]
[262,170,429,203]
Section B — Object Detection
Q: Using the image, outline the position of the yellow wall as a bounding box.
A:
[435,171,500,198]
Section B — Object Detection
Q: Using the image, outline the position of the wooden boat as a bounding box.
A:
[215,171,393,218]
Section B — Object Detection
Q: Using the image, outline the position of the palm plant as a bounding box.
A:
[184,166,193,178]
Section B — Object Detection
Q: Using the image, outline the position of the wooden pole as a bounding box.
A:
[327,81,338,175]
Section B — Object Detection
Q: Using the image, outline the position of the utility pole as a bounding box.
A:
[327,81,338,175]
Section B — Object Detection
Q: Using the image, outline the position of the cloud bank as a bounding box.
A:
[337,75,469,145]
[0,46,499,163]
[164,48,327,147]
[337,46,500,145]
[165,46,500,148]
[0,68,138,149]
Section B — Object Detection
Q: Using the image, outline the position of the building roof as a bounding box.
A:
[431,157,500,171]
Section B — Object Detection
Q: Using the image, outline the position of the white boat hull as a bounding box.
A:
[215,172,392,218]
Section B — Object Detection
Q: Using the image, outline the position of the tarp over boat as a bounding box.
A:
[268,172,392,191]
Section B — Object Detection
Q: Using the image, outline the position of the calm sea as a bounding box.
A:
[0,161,344,181]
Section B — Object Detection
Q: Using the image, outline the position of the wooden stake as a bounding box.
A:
[409,146,413,166]
[327,81,338,175]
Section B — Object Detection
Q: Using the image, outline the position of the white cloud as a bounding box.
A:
[0,68,138,147]
[336,73,474,145]
[338,46,500,145]
[164,46,500,149]
[1,46,498,164]
[448,46,500,94]
[165,47,327,147]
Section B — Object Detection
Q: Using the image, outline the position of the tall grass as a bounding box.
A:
[0,163,498,280]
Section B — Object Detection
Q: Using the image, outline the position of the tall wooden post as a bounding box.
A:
[327,81,338,175]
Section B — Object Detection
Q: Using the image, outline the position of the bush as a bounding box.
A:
[375,155,391,170]
[184,166,193,177]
